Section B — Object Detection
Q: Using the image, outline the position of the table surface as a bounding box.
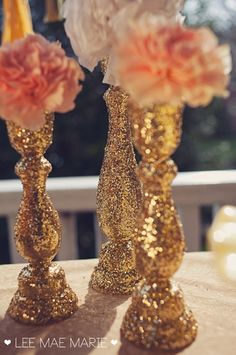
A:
[0,252,235,355]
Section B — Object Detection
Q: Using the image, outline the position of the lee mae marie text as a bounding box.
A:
[14,337,107,349]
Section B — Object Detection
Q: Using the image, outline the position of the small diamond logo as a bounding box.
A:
[110,339,118,346]
[4,339,11,346]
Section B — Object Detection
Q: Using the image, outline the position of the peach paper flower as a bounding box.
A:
[63,0,184,81]
[113,22,232,107]
[0,33,84,130]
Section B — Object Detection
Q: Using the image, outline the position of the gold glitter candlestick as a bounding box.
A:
[121,104,198,350]
[6,114,78,325]
[90,86,142,294]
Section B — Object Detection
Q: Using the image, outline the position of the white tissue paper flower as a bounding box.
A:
[63,0,184,83]
[63,0,129,71]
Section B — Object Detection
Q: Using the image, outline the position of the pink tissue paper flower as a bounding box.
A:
[113,22,232,107]
[0,33,84,130]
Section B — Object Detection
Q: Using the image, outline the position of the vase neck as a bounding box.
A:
[6,114,54,156]
[104,87,132,144]
[130,103,183,162]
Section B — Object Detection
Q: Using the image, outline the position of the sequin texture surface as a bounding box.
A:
[121,104,198,349]
[6,114,78,325]
[90,87,142,294]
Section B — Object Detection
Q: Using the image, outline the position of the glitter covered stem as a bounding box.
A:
[6,116,78,324]
[90,86,142,294]
[3,0,78,326]
[121,103,198,349]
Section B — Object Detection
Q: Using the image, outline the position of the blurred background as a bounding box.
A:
[0,0,235,263]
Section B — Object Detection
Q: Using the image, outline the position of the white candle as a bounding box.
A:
[208,205,236,282]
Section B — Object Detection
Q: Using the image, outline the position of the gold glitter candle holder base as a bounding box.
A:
[6,115,78,325]
[122,279,197,350]
[121,104,198,350]
[8,263,78,325]
[90,240,139,294]
[90,87,142,295]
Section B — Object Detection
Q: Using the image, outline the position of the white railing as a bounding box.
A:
[1,170,236,263]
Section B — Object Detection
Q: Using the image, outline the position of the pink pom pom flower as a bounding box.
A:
[113,22,232,107]
[0,34,84,130]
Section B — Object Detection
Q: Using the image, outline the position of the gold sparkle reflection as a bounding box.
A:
[89,86,142,294]
[6,114,78,325]
[121,103,198,350]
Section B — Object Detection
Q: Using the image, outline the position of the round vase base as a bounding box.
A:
[90,266,140,295]
[89,240,140,295]
[121,306,198,351]
[7,262,79,325]
[121,279,198,350]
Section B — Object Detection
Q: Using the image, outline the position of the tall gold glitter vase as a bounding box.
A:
[90,86,142,294]
[121,103,198,350]
[3,0,78,325]
[6,117,78,325]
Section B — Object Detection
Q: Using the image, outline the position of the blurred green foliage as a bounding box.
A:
[175,0,236,171]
